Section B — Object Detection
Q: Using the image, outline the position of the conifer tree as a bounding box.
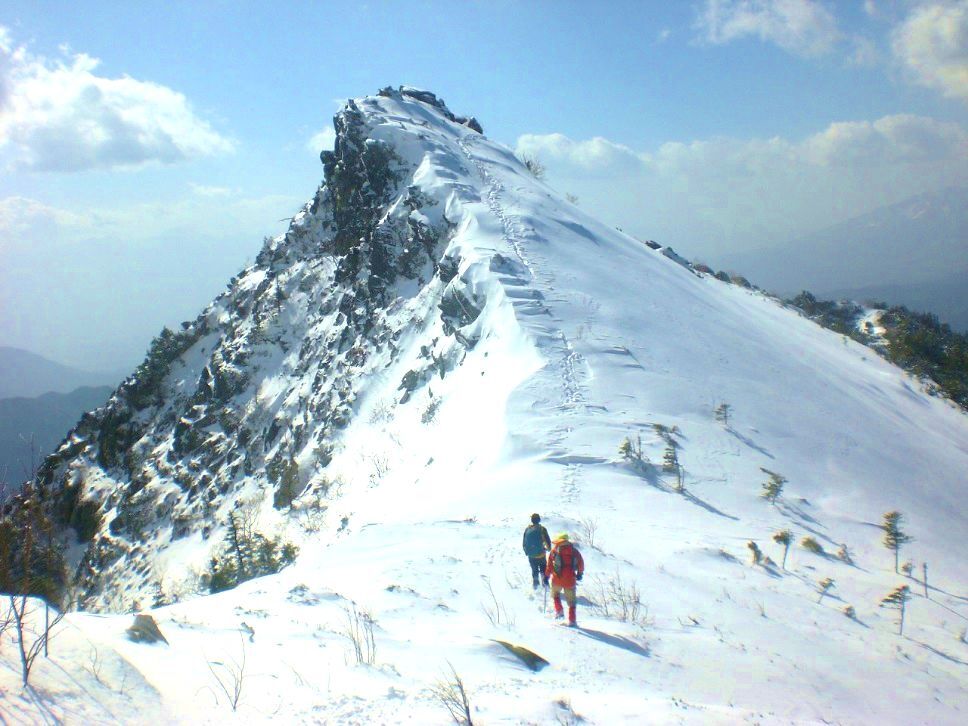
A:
[714,402,732,426]
[662,444,683,491]
[881,585,911,635]
[772,529,793,570]
[881,511,912,574]
[747,541,762,565]
[817,577,835,603]
[759,468,787,504]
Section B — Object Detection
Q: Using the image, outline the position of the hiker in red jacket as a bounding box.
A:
[545,532,585,627]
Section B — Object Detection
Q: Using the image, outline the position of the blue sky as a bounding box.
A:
[1,1,966,369]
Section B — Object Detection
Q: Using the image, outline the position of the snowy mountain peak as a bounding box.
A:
[8,88,968,723]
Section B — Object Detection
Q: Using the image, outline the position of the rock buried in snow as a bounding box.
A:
[491,639,549,672]
[126,614,169,644]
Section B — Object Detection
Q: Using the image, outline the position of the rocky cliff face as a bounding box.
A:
[31,88,490,610]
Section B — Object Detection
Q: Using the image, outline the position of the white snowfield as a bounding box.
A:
[3,89,967,724]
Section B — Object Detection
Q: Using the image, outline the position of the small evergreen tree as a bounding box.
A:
[747,541,762,565]
[772,529,793,570]
[714,402,732,426]
[881,511,913,574]
[881,585,911,635]
[619,435,646,468]
[662,444,683,491]
[817,577,835,603]
[760,468,787,504]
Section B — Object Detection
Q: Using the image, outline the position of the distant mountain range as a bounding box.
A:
[714,187,968,330]
[0,346,123,399]
[0,385,113,495]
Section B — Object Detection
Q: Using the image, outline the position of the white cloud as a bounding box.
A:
[189,182,235,197]
[515,133,646,177]
[0,191,303,250]
[0,195,91,249]
[892,1,968,102]
[803,114,968,165]
[307,126,337,154]
[696,0,841,57]
[516,114,967,256]
[848,35,881,67]
[0,27,235,172]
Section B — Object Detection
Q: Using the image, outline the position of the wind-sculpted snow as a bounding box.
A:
[5,88,968,723]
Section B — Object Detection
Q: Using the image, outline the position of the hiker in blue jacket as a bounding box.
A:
[522,513,552,589]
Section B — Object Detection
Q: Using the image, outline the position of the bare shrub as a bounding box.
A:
[8,596,68,685]
[343,603,376,665]
[520,154,545,179]
[87,645,105,685]
[368,454,390,486]
[207,633,247,712]
[592,572,649,625]
[578,518,598,549]
[431,662,473,725]
[481,577,515,630]
[368,399,394,424]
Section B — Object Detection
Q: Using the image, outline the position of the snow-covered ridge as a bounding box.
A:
[7,87,968,723]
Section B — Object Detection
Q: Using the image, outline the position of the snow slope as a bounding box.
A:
[3,88,967,724]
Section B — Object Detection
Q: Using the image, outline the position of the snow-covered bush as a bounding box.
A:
[747,541,763,565]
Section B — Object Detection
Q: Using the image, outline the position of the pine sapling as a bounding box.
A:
[881,511,912,574]
[759,468,787,504]
[619,435,647,470]
[772,529,793,570]
[881,585,911,635]
[901,560,913,577]
[662,444,683,491]
[714,402,732,426]
[843,604,856,619]
[817,577,835,603]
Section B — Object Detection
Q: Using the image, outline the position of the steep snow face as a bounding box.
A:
[14,88,968,723]
[28,89,526,609]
